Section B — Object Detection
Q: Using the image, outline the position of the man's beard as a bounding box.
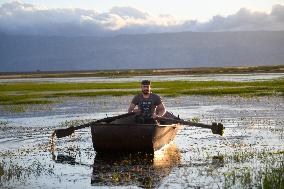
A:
[142,90,150,94]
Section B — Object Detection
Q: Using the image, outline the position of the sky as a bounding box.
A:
[1,0,283,21]
[0,0,284,36]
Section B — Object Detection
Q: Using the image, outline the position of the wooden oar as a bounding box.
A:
[53,112,135,138]
[157,117,224,136]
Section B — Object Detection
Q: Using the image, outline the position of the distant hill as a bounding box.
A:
[0,31,284,72]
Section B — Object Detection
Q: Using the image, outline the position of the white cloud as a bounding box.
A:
[271,4,284,22]
[109,6,148,19]
[0,1,283,36]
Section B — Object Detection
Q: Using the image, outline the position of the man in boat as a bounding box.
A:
[128,80,166,123]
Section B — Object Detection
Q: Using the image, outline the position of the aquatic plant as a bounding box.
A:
[0,121,9,126]
[0,159,54,187]
[59,119,95,128]
[262,162,284,189]
[191,117,200,123]
[0,161,4,177]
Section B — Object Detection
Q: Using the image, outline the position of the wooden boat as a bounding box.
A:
[91,112,181,152]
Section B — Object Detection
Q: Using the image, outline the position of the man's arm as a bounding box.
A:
[128,103,137,113]
[153,102,166,118]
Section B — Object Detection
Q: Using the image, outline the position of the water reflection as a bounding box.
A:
[53,154,76,165]
[91,143,181,188]
[50,143,180,188]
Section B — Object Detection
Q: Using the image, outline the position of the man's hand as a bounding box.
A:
[152,113,160,119]
[128,103,137,113]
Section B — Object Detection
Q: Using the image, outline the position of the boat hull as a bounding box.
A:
[91,113,180,152]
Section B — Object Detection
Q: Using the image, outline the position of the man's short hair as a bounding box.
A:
[141,80,151,85]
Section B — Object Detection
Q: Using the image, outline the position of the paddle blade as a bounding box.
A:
[211,122,224,136]
[54,126,75,138]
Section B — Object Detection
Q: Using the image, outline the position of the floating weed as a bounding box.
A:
[59,119,94,128]
[0,158,54,186]
[224,168,255,189]
[0,120,9,126]
[222,150,284,164]
[0,161,4,177]
[191,117,200,123]
[220,150,284,188]
[223,166,275,189]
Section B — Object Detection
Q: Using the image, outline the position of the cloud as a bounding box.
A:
[0,1,283,36]
[271,4,284,24]
[186,6,284,32]
[109,6,148,19]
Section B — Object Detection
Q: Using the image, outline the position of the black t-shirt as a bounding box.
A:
[131,93,162,117]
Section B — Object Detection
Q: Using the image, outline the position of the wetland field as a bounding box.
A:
[0,72,283,189]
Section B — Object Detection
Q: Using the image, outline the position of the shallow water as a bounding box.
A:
[0,73,283,83]
[0,95,283,188]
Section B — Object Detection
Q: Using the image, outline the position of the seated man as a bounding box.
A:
[128,80,166,122]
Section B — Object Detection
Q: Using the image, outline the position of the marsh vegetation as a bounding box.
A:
[0,79,283,109]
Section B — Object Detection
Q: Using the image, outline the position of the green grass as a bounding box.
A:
[0,82,138,92]
[0,79,283,105]
[262,162,284,189]
[222,150,284,189]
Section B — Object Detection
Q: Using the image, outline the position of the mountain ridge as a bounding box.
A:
[0,31,284,72]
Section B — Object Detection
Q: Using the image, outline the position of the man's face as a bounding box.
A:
[141,84,151,95]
